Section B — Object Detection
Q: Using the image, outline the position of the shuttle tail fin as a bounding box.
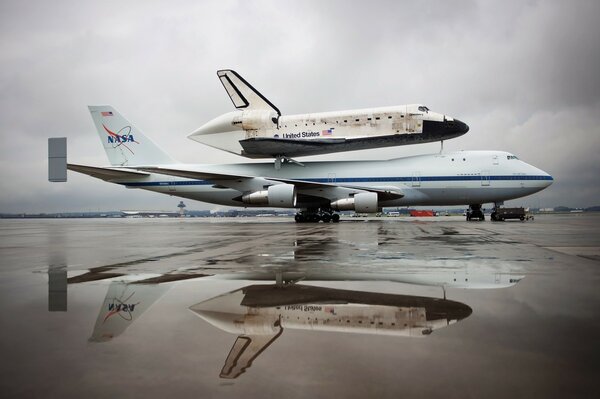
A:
[220,330,283,379]
[216,70,281,116]
[88,105,175,166]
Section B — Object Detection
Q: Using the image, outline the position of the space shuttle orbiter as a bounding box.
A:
[188,70,469,161]
[190,283,473,379]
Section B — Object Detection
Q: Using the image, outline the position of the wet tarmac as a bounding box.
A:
[0,215,599,398]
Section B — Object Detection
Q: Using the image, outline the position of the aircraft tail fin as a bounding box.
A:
[88,105,175,166]
[89,281,170,342]
[216,70,281,116]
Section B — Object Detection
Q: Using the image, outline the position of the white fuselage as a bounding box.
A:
[114,150,552,209]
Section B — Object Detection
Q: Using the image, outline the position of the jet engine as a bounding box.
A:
[330,192,379,213]
[242,184,297,207]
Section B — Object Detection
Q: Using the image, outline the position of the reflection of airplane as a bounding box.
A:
[189,70,470,160]
[89,281,169,342]
[190,284,473,379]
[49,105,552,222]
[217,271,525,289]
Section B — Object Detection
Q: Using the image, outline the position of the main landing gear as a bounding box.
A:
[466,204,485,221]
[294,208,340,223]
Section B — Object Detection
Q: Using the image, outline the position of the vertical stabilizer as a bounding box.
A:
[220,331,283,379]
[88,105,175,166]
[89,282,169,342]
[217,70,280,115]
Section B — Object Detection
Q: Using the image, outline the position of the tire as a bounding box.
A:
[322,214,331,223]
[294,214,304,223]
[332,214,340,223]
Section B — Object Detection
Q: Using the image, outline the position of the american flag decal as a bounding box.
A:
[322,128,333,136]
[101,111,113,117]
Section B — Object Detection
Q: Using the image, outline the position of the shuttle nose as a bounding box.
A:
[454,119,469,134]
[423,117,470,139]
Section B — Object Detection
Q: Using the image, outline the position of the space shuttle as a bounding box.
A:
[190,283,473,379]
[189,70,469,162]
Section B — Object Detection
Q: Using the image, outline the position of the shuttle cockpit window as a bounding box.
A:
[507,155,519,160]
[418,105,430,113]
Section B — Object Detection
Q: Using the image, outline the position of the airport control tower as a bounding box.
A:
[178,201,186,217]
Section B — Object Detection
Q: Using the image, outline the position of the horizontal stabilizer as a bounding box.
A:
[68,164,149,181]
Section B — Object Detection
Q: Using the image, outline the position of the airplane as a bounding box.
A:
[188,70,470,163]
[48,105,553,222]
[62,269,521,373]
[190,283,473,379]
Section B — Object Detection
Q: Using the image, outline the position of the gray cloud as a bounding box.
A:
[1,0,599,212]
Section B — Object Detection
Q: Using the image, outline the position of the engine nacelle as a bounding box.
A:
[241,109,278,131]
[242,184,297,208]
[267,184,296,207]
[331,192,379,213]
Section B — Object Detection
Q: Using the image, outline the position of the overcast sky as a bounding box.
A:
[1,0,598,212]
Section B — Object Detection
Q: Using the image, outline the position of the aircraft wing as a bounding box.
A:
[136,166,404,201]
[68,163,149,181]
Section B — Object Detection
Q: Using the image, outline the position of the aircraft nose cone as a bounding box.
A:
[454,119,469,134]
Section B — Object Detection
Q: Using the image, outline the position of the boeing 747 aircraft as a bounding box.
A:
[49,106,553,222]
[189,70,469,162]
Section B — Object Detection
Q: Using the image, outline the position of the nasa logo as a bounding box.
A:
[103,294,140,324]
[102,124,139,154]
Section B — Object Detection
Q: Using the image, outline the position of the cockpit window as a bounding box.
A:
[507,155,519,160]
[418,106,429,113]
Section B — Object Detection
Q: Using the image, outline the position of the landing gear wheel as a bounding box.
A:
[332,214,340,223]
[467,204,485,221]
[321,213,331,223]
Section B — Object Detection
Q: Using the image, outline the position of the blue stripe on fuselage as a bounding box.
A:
[120,175,553,187]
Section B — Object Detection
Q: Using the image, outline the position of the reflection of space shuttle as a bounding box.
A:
[89,281,169,342]
[189,70,469,160]
[190,284,472,379]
